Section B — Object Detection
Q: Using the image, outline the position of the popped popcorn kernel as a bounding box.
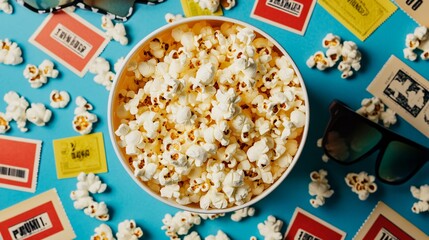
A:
[410,184,429,214]
[0,39,23,65]
[230,207,255,221]
[25,103,52,126]
[161,211,201,238]
[220,0,236,10]
[356,97,397,127]
[116,219,144,240]
[91,224,115,240]
[102,15,128,45]
[4,91,29,132]
[0,112,11,133]
[205,230,230,240]
[165,13,184,23]
[89,57,116,91]
[257,215,283,240]
[23,60,58,88]
[308,169,334,208]
[345,171,377,201]
[73,96,97,135]
[0,0,13,14]
[195,0,220,12]
[50,90,71,108]
[113,20,307,210]
[403,26,429,61]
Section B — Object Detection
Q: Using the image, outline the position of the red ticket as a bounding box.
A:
[0,189,76,240]
[29,10,109,77]
[251,0,316,35]
[0,136,42,192]
[284,208,346,240]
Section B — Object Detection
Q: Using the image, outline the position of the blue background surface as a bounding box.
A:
[1,0,429,239]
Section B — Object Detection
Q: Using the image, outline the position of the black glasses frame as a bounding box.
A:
[322,99,429,185]
[15,0,165,21]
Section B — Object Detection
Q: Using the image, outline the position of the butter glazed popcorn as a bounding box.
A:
[113,20,307,210]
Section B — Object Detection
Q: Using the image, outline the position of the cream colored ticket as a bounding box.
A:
[395,0,429,27]
[0,189,76,240]
[367,55,429,137]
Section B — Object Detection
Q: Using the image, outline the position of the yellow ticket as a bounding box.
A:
[318,0,397,41]
[181,0,223,17]
[53,132,107,179]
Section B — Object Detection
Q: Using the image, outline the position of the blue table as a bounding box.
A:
[1,1,428,239]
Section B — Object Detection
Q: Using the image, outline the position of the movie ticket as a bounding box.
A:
[251,0,316,35]
[29,10,109,77]
[284,208,347,240]
[53,132,108,179]
[395,0,429,28]
[318,0,397,41]
[0,136,42,192]
[0,189,76,240]
[354,201,427,239]
[367,55,429,138]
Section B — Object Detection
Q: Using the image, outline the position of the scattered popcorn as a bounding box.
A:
[165,13,184,23]
[230,207,256,221]
[184,231,202,240]
[114,20,307,210]
[345,171,377,201]
[50,90,70,108]
[102,15,128,45]
[0,39,22,65]
[403,26,429,61]
[116,219,144,240]
[70,172,109,221]
[205,230,230,240]
[23,60,59,88]
[0,112,11,133]
[410,184,429,214]
[257,215,283,240]
[199,213,225,220]
[308,169,334,208]
[307,33,362,79]
[91,224,115,240]
[195,0,220,12]
[220,0,236,10]
[355,97,397,127]
[4,91,29,132]
[89,57,116,91]
[161,211,202,238]
[73,96,98,135]
[25,103,52,126]
[0,0,12,14]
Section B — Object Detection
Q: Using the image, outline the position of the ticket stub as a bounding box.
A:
[367,55,429,138]
[354,201,427,239]
[29,10,109,77]
[318,0,397,41]
[181,0,223,17]
[395,0,429,27]
[53,132,107,179]
[251,0,317,35]
[0,136,42,193]
[284,208,346,240]
[0,188,76,240]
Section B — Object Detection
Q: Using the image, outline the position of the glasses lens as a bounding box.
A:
[23,0,73,10]
[324,108,382,163]
[379,141,427,183]
[83,0,136,17]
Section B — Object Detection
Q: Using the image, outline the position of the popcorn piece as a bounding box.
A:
[184,231,201,240]
[116,219,144,240]
[0,39,23,65]
[4,91,29,132]
[195,0,220,12]
[89,57,115,90]
[50,90,71,108]
[0,0,13,14]
[0,112,11,133]
[356,97,397,127]
[205,230,230,240]
[410,184,429,214]
[230,207,255,222]
[161,211,201,238]
[403,47,418,61]
[102,15,128,45]
[25,103,52,126]
[84,201,110,221]
[414,26,428,41]
[405,33,420,49]
[306,51,330,70]
[257,215,283,240]
[403,26,429,61]
[322,33,341,48]
[91,224,115,240]
[199,213,225,220]
[73,96,97,135]
[220,0,236,10]
[76,172,107,194]
[23,60,59,88]
[345,171,377,201]
[308,169,334,208]
[165,13,184,23]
